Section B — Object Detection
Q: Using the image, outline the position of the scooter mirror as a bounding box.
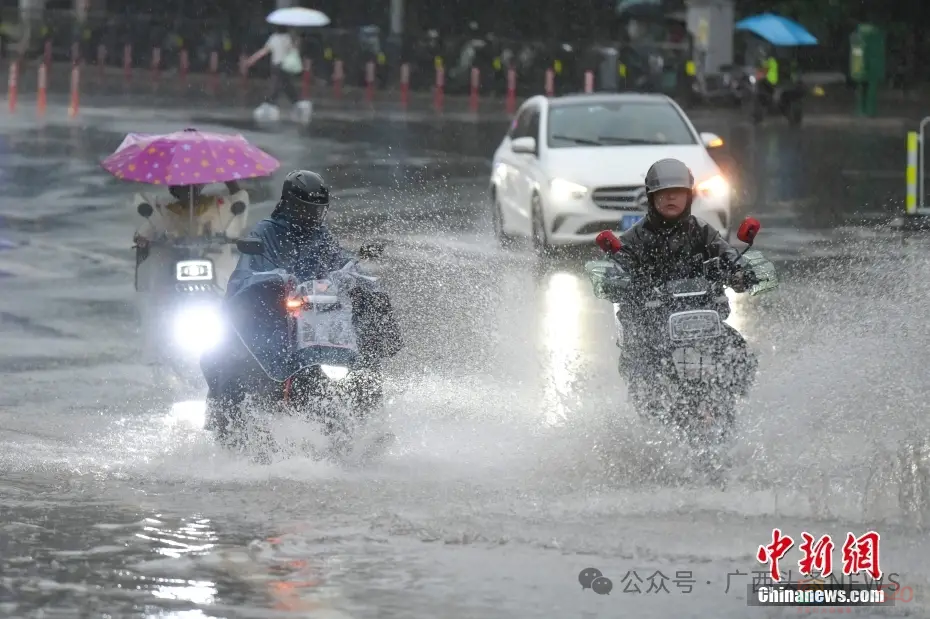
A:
[230,201,246,216]
[595,230,622,254]
[737,217,762,245]
[137,202,154,218]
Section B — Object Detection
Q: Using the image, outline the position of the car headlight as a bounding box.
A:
[549,178,588,201]
[173,306,223,354]
[320,364,349,381]
[696,174,729,198]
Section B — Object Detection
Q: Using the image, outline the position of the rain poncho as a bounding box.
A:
[205,215,402,387]
[226,216,354,299]
[615,214,747,287]
[611,213,758,397]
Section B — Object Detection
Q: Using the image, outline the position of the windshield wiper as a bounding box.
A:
[597,136,667,145]
[550,134,602,146]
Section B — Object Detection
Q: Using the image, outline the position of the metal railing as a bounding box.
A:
[0,10,702,94]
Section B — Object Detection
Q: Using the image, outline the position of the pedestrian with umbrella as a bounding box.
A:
[245,7,330,124]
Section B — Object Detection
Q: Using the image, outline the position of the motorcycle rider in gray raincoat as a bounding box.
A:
[611,158,758,399]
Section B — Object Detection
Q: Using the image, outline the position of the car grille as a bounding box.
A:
[592,185,646,211]
[576,221,624,235]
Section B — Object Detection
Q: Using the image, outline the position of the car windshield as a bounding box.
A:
[547,101,697,148]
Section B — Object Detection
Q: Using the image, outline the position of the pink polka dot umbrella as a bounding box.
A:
[100,127,280,185]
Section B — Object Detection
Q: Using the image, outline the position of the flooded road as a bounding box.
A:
[1,102,929,617]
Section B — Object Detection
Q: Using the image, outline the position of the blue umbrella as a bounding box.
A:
[735,13,818,46]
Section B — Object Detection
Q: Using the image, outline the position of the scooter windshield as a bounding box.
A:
[665,277,709,296]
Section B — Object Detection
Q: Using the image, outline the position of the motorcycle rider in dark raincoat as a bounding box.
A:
[610,158,758,399]
[201,170,402,433]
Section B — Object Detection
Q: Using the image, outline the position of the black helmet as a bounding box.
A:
[644,158,694,227]
[277,169,330,227]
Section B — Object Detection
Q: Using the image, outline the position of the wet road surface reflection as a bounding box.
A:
[1,108,930,616]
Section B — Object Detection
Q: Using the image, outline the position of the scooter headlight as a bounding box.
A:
[174,306,223,354]
[320,364,349,381]
[176,260,213,282]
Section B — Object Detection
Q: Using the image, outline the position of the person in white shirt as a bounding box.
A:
[244,26,311,123]
[133,181,250,295]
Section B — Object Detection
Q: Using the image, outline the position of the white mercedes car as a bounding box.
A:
[490,92,733,253]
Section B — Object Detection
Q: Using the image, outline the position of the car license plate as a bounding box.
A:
[620,214,643,230]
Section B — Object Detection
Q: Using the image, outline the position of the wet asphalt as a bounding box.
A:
[1,98,930,617]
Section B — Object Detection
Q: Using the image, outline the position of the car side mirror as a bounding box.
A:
[137,202,154,218]
[700,132,724,148]
[511,136,537,155]
[236,239,264,255]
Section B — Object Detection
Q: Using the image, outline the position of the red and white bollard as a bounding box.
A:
[301,58,312,99]
[399,63,410,109]
[69,65,80,118]
[365,61,375,103]
[123,44,132,81]
[469,67,479,113]
[332,60,343,99]
[544,68,554,97]
[433,66,444,112]
[208,51,219,93]
[584,70,594,93]
[151,47,161,81]
[179,49,189,83]
[97,44,106,76]
[37,64,47,117]
[505,67,516,114]
[8,61,17,113]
